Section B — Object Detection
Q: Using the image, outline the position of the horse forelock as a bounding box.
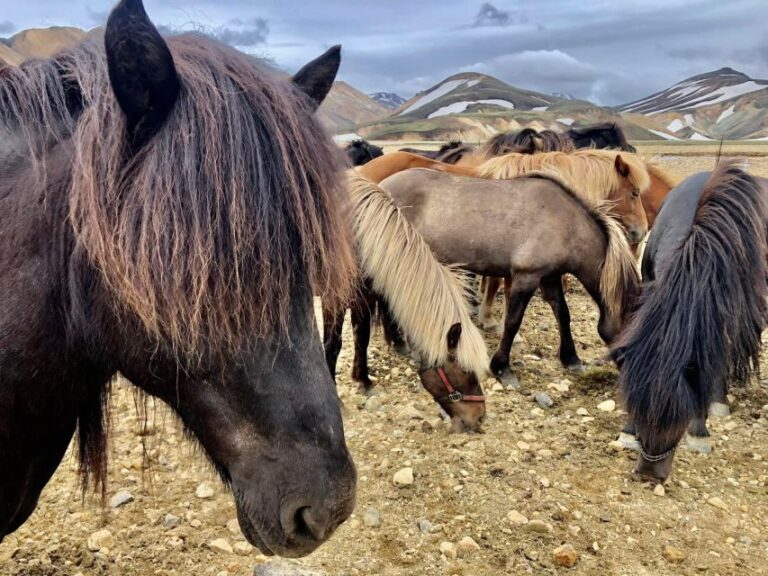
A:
[67,34,355,359]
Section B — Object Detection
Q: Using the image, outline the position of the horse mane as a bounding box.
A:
[526,170,641,323]
[538,130,576,153]
[346,172,489,379]
[482,131,526,157]
[437,140,464,155]
[62,34,355,358]
[644,160,678,188]
[567,122,635,152]
[613,162,768,451]
[474,149,651,203]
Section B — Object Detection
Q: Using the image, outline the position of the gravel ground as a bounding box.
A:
[3,153,767,576]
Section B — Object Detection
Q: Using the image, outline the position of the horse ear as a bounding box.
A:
[292,45,341,110]
[615,154,630,178]
[447,323,462,352]
[105,0,180,145]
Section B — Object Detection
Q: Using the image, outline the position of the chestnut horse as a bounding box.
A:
[613,163,767,481]
[0,0,357,556]
[380,169,640,383]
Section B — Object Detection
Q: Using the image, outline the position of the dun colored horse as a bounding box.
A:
[613,163,768,481]
[0,0,357,556]
[379,169,640,382]
[323,174,490,431]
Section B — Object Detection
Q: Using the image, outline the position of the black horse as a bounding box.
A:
[566,122,637,152]
[399,140,476,165]
[0,0,358,557]
[345,138,383,166]
[613,163,768,480]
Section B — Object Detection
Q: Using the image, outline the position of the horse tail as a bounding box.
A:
[613,163,768,448]
[345,172,489,379]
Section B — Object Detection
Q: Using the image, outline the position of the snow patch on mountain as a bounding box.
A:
[427,99,515,118]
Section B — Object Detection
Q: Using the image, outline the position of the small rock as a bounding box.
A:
[365,396,383,411]
[417,519,433,533]
[253,561,326,576]
[393,467,414,487]
[507,510,529,525]
[597,399,616,412]
[87,529,114,552]
[163,514,181,529]
[401,405,425,421]
[195,483,215,499]
[548,380,571,393]
[654,484,666,497]
[662,545,686,563]
[226,519,242,536]
[516,441,531,451]
[576,408,589,416]
[457,536,481,557]
[208,538,233,555]
[527,519,553,534]
[233,541,253,555]
[190,519,202,529]
[439,541,457,559]
[534,392,554,409]
[363,507,381,528]
[608,440,624,452]
[707,497,728,511]
[109,491,134,509]
[552,544,579,568]
[492,382,504,392]
[540,477,551,488]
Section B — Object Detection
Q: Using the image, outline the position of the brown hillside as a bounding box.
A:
[9,27,87,59]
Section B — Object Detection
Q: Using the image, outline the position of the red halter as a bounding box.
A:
[434,367,485,404]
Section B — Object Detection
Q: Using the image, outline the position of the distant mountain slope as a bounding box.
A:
[396,72,561,119]
[0,43,23,66]
[369,92,405,109]
[620,68,768,140]
[8,27,87,60]
[317,81,390,132]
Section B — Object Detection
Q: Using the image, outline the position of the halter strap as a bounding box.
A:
[433,367,485,404]
[638,440,677,463]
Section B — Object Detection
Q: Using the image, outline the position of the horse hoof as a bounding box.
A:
[392,342,409,356]
[566,362,586,374]
[685,434,712,454]
[495,369,521,389]
[709,402,730,418]
[618,432,640,451]
[410,350,422,363]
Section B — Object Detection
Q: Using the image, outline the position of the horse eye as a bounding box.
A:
[632,189,640,198]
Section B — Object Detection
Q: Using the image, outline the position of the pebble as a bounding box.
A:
[526,519,553,534]
[208,538,233,554]
[457,536,481,557]
[597,399,616,412]
[253,561,326,576]
[516,441,531,451]
[492,382,505,392]
[233,541,253,555]
[654,484,666,497]
[662,545,686,563]
[608,440,625,452]
[87,529,115,552]
[365,396,383,411]
[195,482,215,499]
[552,544,579,568]
[163,514,181,529]
[439,541,457,559]
[393,467,414,487]
[548,380,571,393]
[507,510,529,525]
[401,405,424,421]
[109,490,134,509]
[534,392,554,409]
[707,497,728,511]
[576,408,589,416]
[226,519,242,536]
[363,507,381,528]
[417,519,433,533]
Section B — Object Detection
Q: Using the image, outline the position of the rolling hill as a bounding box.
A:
[317,81,390,132]
[620,68,768,140]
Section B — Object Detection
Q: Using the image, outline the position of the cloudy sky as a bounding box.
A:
[2,0,768,105]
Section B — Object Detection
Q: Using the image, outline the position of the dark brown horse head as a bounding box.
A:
[418,324,486,432]
[0,0,356,557]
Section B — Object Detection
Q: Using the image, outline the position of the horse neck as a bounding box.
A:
[644,172,673,227]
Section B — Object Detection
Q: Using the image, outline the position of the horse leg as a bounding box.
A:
[540,276,583,372]
[490,275,537,384]
[686,371,716,453]
[322,302,346,383]
[709,377,730,418]
[479,276,501,332]
[618,420,640,451]
[379,297,408,356]
[351,290,376,392]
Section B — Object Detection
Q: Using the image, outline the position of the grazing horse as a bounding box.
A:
[566,122,637,153]
[380,169,640,383]
[0,0,358,557]
[345,139,383,166]
[323,174,490,431]
[613,163,768,481]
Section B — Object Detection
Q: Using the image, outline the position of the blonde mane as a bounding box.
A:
[645,160,679,188]
[475,149,651,203]
[346,172,489,379]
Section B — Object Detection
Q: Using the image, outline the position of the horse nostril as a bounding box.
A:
[294,506,328,542]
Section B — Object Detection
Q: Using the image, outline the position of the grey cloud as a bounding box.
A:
[474,3,511,27]
[213,17,269,47]
[0,20,16,34]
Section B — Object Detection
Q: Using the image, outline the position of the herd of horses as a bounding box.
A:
[1,0,766,559]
